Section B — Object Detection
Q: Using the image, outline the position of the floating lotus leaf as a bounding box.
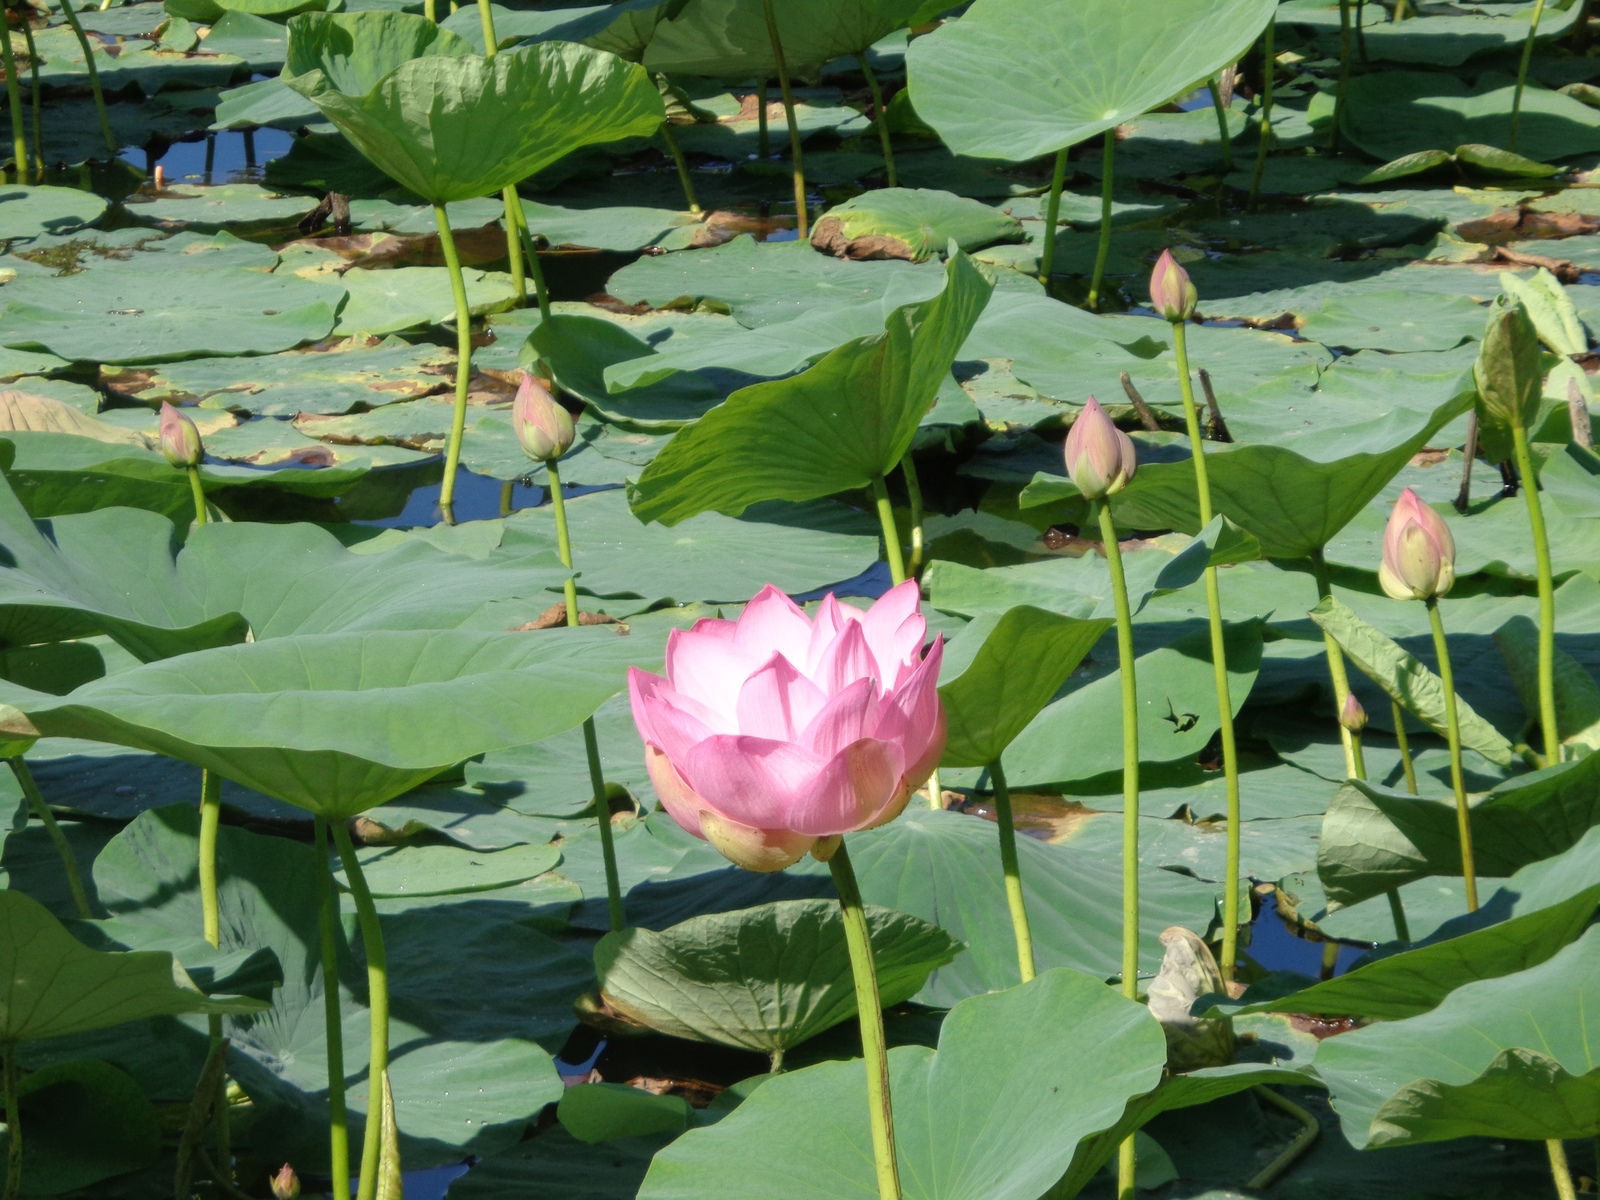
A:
[642,0,925,77]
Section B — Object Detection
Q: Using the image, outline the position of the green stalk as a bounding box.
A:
[2,19,27,184]
[1393,698,1419,794]
[476,0,496,52]
[1343,705,1411,942]
[199,769,230,1180]
[1247,17,1276,212]
[925,769,943,811]
[828,841,901,1200]
[550,459,626,932]
[870,474,907,586]
[1333,0,1352,151]
[1510,420,1559,767]
[860,55,897,187]
[1037,146,1068,286]
[511,203,552,322]
[472,6,532,309]
[424,0,434,20]
[18,18,40,178]
[760,0,808,238]
[1245,1087,1321,1190]
[4,1040,19,1200]
[900,454,924,580]
[186,466,208,526]
[8,758,88,918]
[1206,78,1234,172]
[757,81,770,158]
[1348,727,1368,781]
[1426,597,1479,913]
[314,818,351,1200]
[989,759,1035,983]
[1511,0,1550,154]
[432,204,474,520]
[659,121,702,214]
[1547,1139,1577,1200]
[1310,549,1361,778]
[330,822,390,1200]
[55,0,114,156]
[1171,323,1243,980]
[1088,131,1115,310]
[1393,0,1411,18]
[1387,887,1412,942]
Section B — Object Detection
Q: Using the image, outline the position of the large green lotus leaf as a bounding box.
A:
[166,0,327,25]
[1316,753,1600,909]
[937,606,1111,768]
[287,39,665,203]
[1341,72,1600,164]
[0,889,262,1042]
[526,314,722,432]
[449,1127,670,1200]
[129,183,320,233]
[0,628,660,817]
[283,11,474,93]
[1279,0,1581,67]
[630,252,993,525]
[1298,291,1488,353]
[436,0,680,55]
[638,968,1166,1200]
[593,900,960,1055]
[1316,925,1600,1148]
[810,188,1025,263]
[642,0,924,76]
[338,842,561,898]
[0,187,108,243]
[905,0,1276,161]
[0,1059,160,1196]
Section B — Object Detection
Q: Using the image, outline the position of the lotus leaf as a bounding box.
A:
[642,0,925,77]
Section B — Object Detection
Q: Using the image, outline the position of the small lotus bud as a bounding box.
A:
[1064,396,1138,501]
[1149,248,1198,323]
[1339,692,1368,734]
[512,371,575,463]
[1473,299,1542,431]
[158,401,203,469]
[1379,488,1456,601]
[269,1165,300,1200]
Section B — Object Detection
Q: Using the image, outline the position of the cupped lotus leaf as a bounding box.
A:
[285,35,665,204]
[906,0,1277,162]
[1315,925,1600,1148]
[284,12,474,94]
[0,628,662,817]
[642,0,925,77]
[630,252,993,525]
[525,315,722,432]
[593,900,961,1055]
[637,969,1167,1200]
[810,189,1026,263]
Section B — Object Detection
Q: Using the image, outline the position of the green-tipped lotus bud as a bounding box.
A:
[158,401,203,469]
[1064,396,1137,501]
[1339,692,1368,734]
[269,1165,300,1200]
[1379,487,1456,601]
[1473,299,1542,431]
[1149,248,1198,323]
[512,371,575,463]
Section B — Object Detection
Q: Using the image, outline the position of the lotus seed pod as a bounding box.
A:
[512,371,576,463]
[1339,692,1368,734]
[1149,248,1198,323]
[1064,396,1138,501]
[1379,488,1456,602]
[158,401,203,469]
[269,1165,300,1200]
[1473,299,1542,431]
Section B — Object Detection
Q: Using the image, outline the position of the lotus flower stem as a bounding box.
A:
[1333,0,1352,151]
[1392,698,1419,794]
[180,465,206,526]
[17,18,39,178]
[925,768,943,810]
[314,817,351,1200]
[1510,420,1559,767]
[828,840,902,1200]
[53,0,114,155]
[1247,17,1276,212]
[1170,323,1244,980]
[330,822,391,1200]
[432,203,475,520]
[870,474,908,586]
[197,768,230,1172]
[900,454,924,580]
[470,3,533,306]
[1037,146,1068,286]
[1393,0,1411,18]
[989,759,1036,983]
[4,1039,19,1200]
[1088,132,1115,310]
[859,56,897,188]
[1547,1139,1577,1200]
[659,122,702,214]
[1511,0,1550,153]
[757,81,770,159]
[2,19,27,184]
[1425,597,1479,912]
[511,206,552,322]
[1206,79,1233,172]
[1245,1086,1321,1189]
[1310,549,1362,779]
[423,0,433,21]
[7,758,88,918]
[759,0,807,238]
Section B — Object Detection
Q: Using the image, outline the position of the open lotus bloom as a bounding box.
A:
[1379,487,1456,601]
[629,581,945,872]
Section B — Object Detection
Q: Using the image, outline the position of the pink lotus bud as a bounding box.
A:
[1378,488,1456,601]
[1339,692,1368,734]
[512,372,575,463]
[627,581,944,872]
[1150,248,1198,323]
[269,1165,300,1200]
[1064,396,1137,501]
[158,401,202,469]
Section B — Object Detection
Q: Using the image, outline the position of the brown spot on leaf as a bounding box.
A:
[809,216,915,262]
[512,603,618,631]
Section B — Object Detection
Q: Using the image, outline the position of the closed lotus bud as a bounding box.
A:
[1064,396,1137,501]
[1473,299,1542,431]
[269,1165,299,1200]
[1379,488,1456,601]
[158,401,203,469]
[512,372,575,463]
[1150,248,1198,323]
[1339,692,1368,734]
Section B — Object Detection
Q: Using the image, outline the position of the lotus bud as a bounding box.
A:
[1339,692,1368,734]
[1378,488,1456,601]
[1473,299,1542,431]
[1149,248,1198,323]
[512,371,575,463]
[1064,396,1137,501]
[269,1165,300,1200]
[158,401,203,469]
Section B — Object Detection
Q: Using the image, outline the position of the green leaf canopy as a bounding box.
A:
[642,0,925,76]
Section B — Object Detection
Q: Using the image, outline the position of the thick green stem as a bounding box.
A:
[476,0,496,54]
[8,758,88,918]
[199,770,221,947]
[330,823,389,1200]
[186,467,208,526]
[1247,18,1276,211]
[900,454,924,580]
[1387,888,1412,942]
[2,20,26,184]
[18,18,39,178]
[314,818,350,1200]
[1393,698,1419,794]
[925,768,943,811]
[1095,501,1141,1005]
[659,121,702,214]
[1393,0,1411,18]
[1511,0,1550,154]
[54,0,114,155]
[1310,550,1360,778]
[424,0,434,21]
[760,0,807,238]
[1088,132,1115,310]
[432,204,474,519]
[4,1040,19,1200]
[1426,598,1479,913]
[1206,78,1234,171]
[870,474,907,586]
[1037,146,1068,286]
[828,842,901,1200]
[511,203,552,322]
[1333,0,1352,151]
[1548,1139,1577,1200]
[989,759,1035,983]
[860,56,897,187]
[1510,421,1559,767]
[501,187,526,306]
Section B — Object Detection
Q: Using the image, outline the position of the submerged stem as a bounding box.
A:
[989,759,1035,983]
[860,55,897,187]
[1037,146,1068,287]
[1511,0,1550,154]
[330,822,390,1200]
[1088,132,1115,310]
[870,474,907,586]
[1247,18,1276,211]
[760,0,807,238]
[1510,421,1559,767]
[8,758,89,918]
[1426,598,1479,912]
[314,818,351,1200]
[432,204,475,519]
[900,454,924,580]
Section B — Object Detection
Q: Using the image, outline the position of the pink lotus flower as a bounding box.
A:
[512,372,575,463]
[1339,691,1368,734]
[1065,396,1137,501]
[628,581,945,872]
[1379,488,1455,601]
[1150,248,1198,323]
[158,401,203,469]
